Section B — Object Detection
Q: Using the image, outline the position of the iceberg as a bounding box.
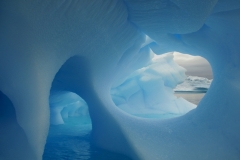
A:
[111,53,196,118]
[174,76,212,92]
[0,0,240,160]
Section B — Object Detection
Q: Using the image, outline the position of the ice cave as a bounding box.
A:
[0,0,240,160]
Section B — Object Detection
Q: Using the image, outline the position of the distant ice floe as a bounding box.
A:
[174,76,212,93]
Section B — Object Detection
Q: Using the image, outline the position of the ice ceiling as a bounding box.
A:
[0,0,240,160]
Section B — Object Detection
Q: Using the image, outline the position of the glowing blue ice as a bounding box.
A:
[0,0,240,160]
[49,91,88,125]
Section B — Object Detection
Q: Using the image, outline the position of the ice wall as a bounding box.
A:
[0,0,240,160]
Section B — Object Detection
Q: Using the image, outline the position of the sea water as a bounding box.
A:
[43,116,132,160]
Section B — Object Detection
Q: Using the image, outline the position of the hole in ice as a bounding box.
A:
[43,56,131,160]
[43,91,93,159]
[44,91,131,159]
[111,51,213,119]
[49,91,90,126]
[173,52,213,105]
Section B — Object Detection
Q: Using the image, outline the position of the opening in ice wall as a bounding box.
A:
[45,91,92,159]
[111,52,196,119]
[47,55,93,127]
[44,53,133,159]
[43,56,93,158]
[49,91,89,125]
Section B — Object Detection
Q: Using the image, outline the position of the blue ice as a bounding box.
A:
[0,0,240,160]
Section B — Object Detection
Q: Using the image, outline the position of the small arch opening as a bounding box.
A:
[49,91,90,126]
[43,90,93,160]
[43,56,131,160]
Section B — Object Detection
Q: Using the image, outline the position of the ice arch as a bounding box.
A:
[47,54,141,157]
[0,0,240,160]
[48,56,91,126]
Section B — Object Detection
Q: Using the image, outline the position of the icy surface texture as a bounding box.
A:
[111,53,196,117]
[49,91,88,125]
[174,76,212,92]
[0,0,240,160]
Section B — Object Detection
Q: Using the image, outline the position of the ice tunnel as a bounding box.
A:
[48,56,91,126]
[49,91,89,125]
[0,0,240,160]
